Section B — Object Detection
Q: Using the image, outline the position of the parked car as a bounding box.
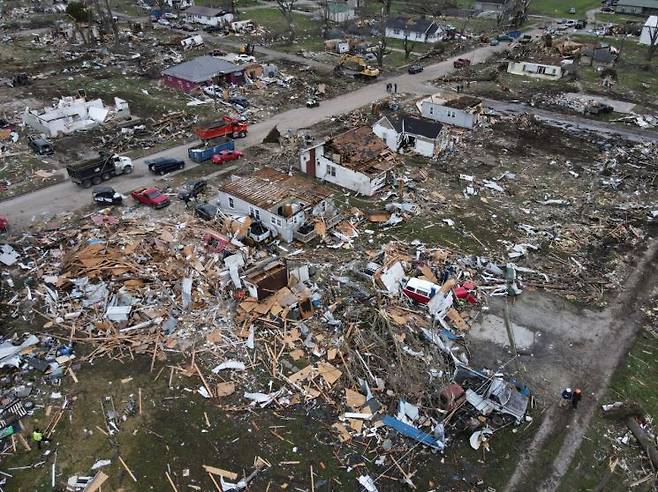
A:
[453,58,471,69]
[233,54,256,64]
[465,377,529,422]
[211,150,243,164]
[93,186,123,205]
[28,136,54,155]
[363,52,377,63]
[0,215,8,232]
[575,19,586,29]
[568,7,576,14]
[146,157,185,175]
[489,38,500,46]
[157,18,171,26]
[519,34,533,43]
[407,64,424,74]
[208,48,227,57]
[306,98,319,108]
[131,187,170,209]
[202,85,223,97]
[163,12,178,19]
[178,179,208,201]
[180,23,196,32]
[194,202,218,221]
[497,33,513,41]
[229,96,249,108]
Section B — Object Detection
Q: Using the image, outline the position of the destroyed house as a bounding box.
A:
[385,16,444,43]
[162,56,244,92]
[506,59,565,80]
[216,167,338,243]
[420,95,482,129]
[373,114,448,157]
[183,6,233,26]
[23,96,130,137]
[299,126,397,196]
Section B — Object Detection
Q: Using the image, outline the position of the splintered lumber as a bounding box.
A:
[82,471,108,492]
[203,464,238,480]
[118,455,137,482]
[165,470,178,491]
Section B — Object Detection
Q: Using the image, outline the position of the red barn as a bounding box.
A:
[161,55,244,92]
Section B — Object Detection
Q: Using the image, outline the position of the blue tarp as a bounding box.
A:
[382,416,444,451]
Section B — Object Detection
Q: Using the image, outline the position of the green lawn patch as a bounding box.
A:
[530,0,600,19]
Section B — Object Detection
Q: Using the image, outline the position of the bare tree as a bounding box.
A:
[320,0,331,39]
[66,1,92,46]
[402,30,416,60]
[376,0,392,68]
[645,21,658,61]
[275,0,299,44]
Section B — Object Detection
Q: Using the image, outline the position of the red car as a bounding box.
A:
[0,215,8,232]
[130,187,170,209]
[453,58,471,69]
[211,150,243,165]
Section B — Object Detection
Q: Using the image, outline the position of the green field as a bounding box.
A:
[529,0,600,19]
[240,7,318,34]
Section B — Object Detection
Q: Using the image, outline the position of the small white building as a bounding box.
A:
[327,2,356,22]
[385,16,444,44]
[183,6,233,27]
[507,60,563,80]
[299,126,397,197]
[640,15,658,45]
[474,0,511,11]
[419,95,483,130]
[23,96,130,137]
[216,167,339,243]
[373,115,448,158]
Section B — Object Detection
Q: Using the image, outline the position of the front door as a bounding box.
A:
[307,148,316,177]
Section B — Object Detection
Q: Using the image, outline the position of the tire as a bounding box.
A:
[82,180,92,189]
[179,164,184,170]
[101,172,111,181]
[123,165,133,175]
[239,131,246,138]
[92,176,102,185]
[159,170,165,176]
[232,132,239,138]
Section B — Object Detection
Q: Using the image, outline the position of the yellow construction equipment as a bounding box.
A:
[334,54,380,79]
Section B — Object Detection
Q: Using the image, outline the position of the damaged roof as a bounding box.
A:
[386,16,441,35]
[390,115,443,139]
[184,5,227,16]
[162,55,242,83]
[325,127,397,176]
[444,95,483,110]
[219,167,333,210]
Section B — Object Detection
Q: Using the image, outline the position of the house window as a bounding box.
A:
[228,197,234,209]
[429,107,434,114]
[249,207,260,220]
[327,165,337,177]
[537,66,546,74]
[269,216,282,227]
[394,29,400,34]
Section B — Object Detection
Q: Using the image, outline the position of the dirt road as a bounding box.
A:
[504,239,658,492]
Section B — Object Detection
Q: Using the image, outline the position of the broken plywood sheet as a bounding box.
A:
[447,308,469,331]
[317,362,342,386]
[374,261,405,295]
[345,388,366,409]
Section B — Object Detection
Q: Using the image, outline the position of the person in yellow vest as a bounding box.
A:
[32,428,49,449]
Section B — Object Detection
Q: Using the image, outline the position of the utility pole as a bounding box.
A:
[505,264,520,372]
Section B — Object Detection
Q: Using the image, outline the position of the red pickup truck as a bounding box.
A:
[195,117,248,141]
[131,187,170,209]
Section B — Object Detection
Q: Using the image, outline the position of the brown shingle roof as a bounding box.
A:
[220,167,333,209]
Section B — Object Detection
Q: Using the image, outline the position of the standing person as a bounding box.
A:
[32,428,49,449]
[560,388,572,408]
[394,83,397,93]
[572,388,582,409]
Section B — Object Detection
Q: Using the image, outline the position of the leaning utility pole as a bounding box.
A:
[504,265,520,372]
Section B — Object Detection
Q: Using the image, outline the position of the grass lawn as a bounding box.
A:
[571,34,658,96]
[558,326,658,491]
[241,7,317,34]
[111,0,148,17]
[529,0,600,19]
[595,12,645,24]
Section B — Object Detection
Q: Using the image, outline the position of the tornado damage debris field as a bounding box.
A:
[0,0,657,491]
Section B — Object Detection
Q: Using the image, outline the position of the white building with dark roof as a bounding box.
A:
[385,16,444,43]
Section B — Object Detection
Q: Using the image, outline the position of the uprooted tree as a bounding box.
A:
[275,0,299,44]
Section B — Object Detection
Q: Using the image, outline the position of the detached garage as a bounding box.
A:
[161,55,244,92]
